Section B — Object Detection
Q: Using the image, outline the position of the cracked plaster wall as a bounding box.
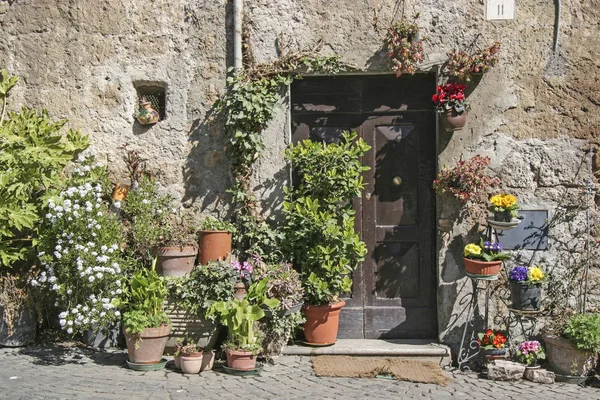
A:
[1,0,599,349]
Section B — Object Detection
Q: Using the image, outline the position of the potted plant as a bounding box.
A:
[197,217,235,265]
[168,260,237,350]
[383,13,425,77]
[463,239,511,277]
[517,340,546,368]
[231,259,253,299]
[123,176,197,277]
[489,193,520,222]
[508,265,546,311]
[207,282,279,370]
[433,155,500,204]
[432,83,470,132]
[477,328,508,360]
[543,313,600,377]
[283,131,369,345]
[442,41,501,82]
[115,263,171,366]
[179,343,203,374]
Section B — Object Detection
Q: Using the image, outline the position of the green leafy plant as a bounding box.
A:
[207,280,279,352]
[170,260,237,320]
[114,262,171,336]
[384,13,425,76]
[0,69,89,267]
[252,259,304,310]
[198,216,236,233]
[563,313,600,353]
[283,131,369,305]
[463,239,511,262]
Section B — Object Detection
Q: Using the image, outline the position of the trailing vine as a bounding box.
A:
[214,40,355,262]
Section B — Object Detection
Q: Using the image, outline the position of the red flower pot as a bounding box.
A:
[463,258,502,277]
[439,111,467,132]
[303,301,345,345]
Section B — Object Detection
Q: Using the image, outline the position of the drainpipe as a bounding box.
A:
[233,0,243,70]
[553,0,561,53]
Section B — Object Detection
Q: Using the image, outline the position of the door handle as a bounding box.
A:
[392,176,403,186]
[365,192,372,200]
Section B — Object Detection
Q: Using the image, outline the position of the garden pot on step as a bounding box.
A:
[152,246,197,277]
[124,325,171,365]
[198,231,232,265]
[543,334,598,376]
[303,301,346,345]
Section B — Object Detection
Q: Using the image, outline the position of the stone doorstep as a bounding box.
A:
[283,339,452,367]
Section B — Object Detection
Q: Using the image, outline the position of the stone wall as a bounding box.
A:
[1,0,599,350]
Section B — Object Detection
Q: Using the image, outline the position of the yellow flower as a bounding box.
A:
[529,267,545,282]
[501,194,517,208]
[464,244,482,257]
[490,194,503,207]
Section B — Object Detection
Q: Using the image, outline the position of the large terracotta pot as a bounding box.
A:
[201,350,215,371]
[226,349,257,370]
[303,301,346,345]
[463,258,502,277]
[198,230,232,265]
[439,110,467,132]
[543,334,597,376]
[125,325,171,364]
[152,246,197,277]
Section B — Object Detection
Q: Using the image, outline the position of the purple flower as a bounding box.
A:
[509,266,528,281]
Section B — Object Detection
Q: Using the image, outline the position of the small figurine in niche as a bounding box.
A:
[137,96,160,125]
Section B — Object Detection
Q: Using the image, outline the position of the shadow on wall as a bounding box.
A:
[182,115,231,213]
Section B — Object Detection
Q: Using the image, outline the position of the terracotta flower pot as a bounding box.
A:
[233,282,247,300]
[439,110,467,132]
[201,350,215,371]
[303,301,346,345]
[152,246,197,277]
[198,230,232,265]
[226,349,257,370]
[543,334,598,376]
[463,258,502,277]
[180,353,203,374]
[124,325,171,365]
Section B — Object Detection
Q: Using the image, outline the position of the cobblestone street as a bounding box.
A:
[1,344,600,399]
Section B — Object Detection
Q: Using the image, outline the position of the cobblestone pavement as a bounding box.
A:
[1,344,600,399]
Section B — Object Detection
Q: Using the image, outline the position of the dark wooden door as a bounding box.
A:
[360,113,437,339]
[291,75,437,339]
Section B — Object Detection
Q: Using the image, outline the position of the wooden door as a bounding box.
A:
[291,75,437,339]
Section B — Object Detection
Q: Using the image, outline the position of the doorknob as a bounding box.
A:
[392,176,403,186]
[365,192,372,200]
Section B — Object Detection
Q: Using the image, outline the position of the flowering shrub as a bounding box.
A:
[431,83,470,114]
[384,13,425,77]
[509,265,546,284]
[35,157,125,335]
[489,193,519,218]
[464,240,511,262]
[517,340,546,366]
[122,175,173,262]
[442,41,501,81]
[433,155,501,203]
[232,260,253,284]
[478,328,508,350]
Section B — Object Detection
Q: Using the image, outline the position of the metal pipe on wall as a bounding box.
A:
[553,0,561,53]
[233,0,243,70]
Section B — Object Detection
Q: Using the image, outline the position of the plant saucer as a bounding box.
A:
[487,219,521,231]
[301,341,336,347]
[126,358,168,371]
[222,362,263,376]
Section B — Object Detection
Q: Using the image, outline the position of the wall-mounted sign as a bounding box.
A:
[485,0,515,20]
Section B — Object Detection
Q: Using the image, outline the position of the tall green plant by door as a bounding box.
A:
[283,131,370,305]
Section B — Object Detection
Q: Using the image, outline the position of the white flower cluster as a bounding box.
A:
[36,177,125,335]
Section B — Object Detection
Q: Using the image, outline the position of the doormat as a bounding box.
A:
[311,356,450,386]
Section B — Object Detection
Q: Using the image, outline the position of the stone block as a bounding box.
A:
[524,368,555,384]
[487,360,526,381]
